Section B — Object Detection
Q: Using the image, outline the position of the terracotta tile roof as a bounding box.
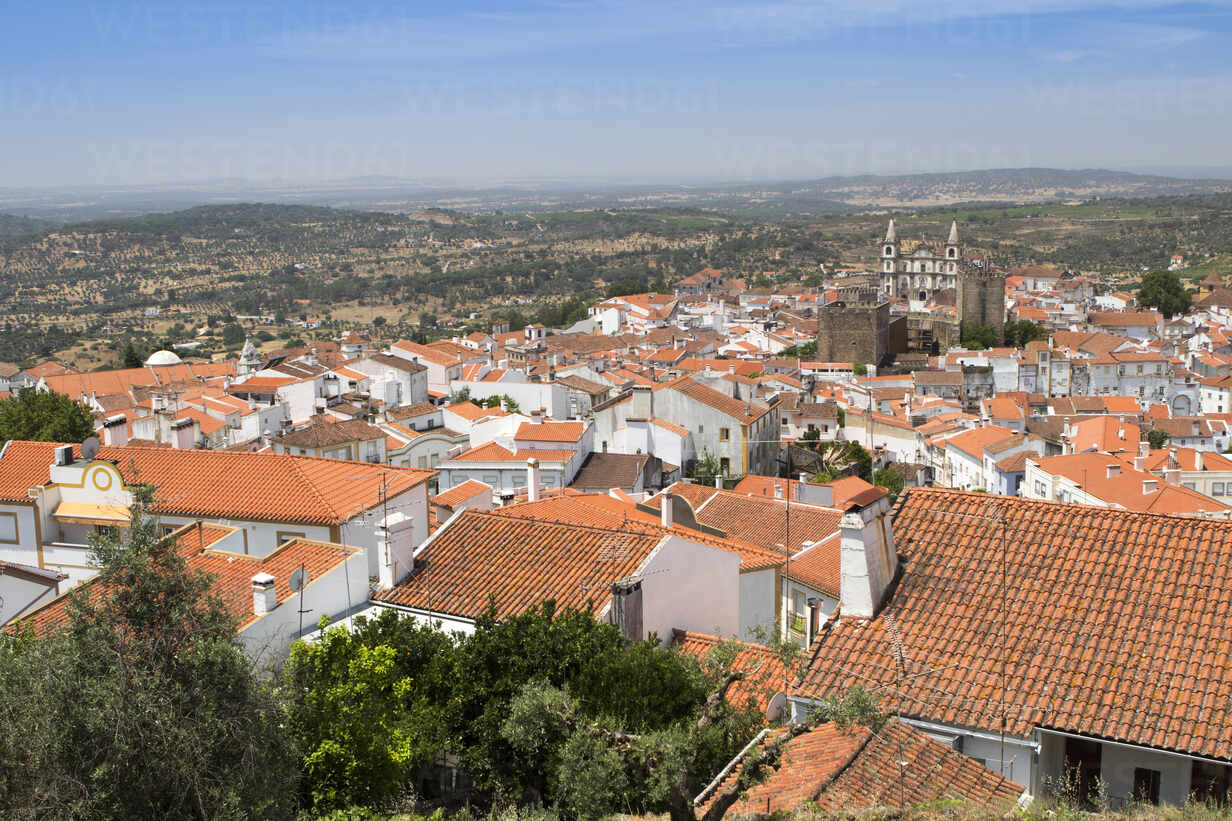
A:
[371,511,661,619]
[1089,310,1162,327]
[1068,416,1140,454]
[514,421,585,442]
[554,374,610,396]
[443,401,502,422]
[671,630,791,714]
[18,522,358,632]
[650,483,841,585]
[656,375,776,425]
[1033,452,1227,515]
[796,487,1232,760]
[0,441,432,524]
[449,442,575,463]
[391,339,460,367]
[569,453,650,491]
[431,479,491,508]
[700,720,1023,815]
[228,375,297,393]
[386,401,438,420]
[275,417,385,449]
[494,491,786,571]
[943,425,1017,460]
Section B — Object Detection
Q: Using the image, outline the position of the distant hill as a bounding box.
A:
[3,168,1229,222]
[0,213,54,240]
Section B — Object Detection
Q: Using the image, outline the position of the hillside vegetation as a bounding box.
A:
[3,188,1232,367]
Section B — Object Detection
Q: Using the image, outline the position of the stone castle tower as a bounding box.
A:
[956,260,1006,340]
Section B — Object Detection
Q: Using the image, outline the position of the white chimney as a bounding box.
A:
[839,494,896,620]
[1143,479,1159,494]
[629,385,653,419]
[530,409,543,424]
[54,444,73,466]
[1196,450,1205,471]
[1106,463,1120,478]
[102,414,128,447]
[660,491,674,528]
[1133,455,1145,472]
[526,458,540,502]
[714,473,723,489]
[1139,440,1150,457]
[251,573,276,616]
[377,513,418,589]
[774,484,784,500]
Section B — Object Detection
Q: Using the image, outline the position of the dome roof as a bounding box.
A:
[145,349,183,367]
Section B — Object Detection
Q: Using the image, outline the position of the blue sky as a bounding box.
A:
[2,0,1230,187]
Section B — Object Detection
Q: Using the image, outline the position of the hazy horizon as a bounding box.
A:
[5,0,1232,189]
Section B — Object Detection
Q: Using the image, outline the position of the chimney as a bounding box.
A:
[377,515,418,589]
[1143,479,1159,494]
[530,409,543,424]
[1139,440,1150,457]
[1196,450,1205,471]
[661,491,674,527]
[774,483,784,500]
[251,573,276,616]
[526,458,540,502]
[54,444,74,466]
[1106,463,1120,478]
[715,473,724,489]
[1133,455,1145,472]
[102,414,128,447]
[629,385,653,419]
[839,494,896,620]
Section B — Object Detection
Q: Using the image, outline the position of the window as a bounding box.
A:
[789,591,806,634]
[719,427,730,442]
[698,425,704,434]
[1034,481,1047,496]
[1183,482,1196,490]
[1192,760,1232,804]
[1215,482,1226,496]
[94,524,120,541]
[277,531,307,546]
[719,457,730,475]
[1133,768,1161,805]
[417,456,428,468]
[0,512,18,544]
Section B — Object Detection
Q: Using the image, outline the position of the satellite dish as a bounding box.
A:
[289,568,309,593]
[81,436,100,461]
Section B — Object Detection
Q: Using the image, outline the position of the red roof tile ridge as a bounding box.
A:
[481,507,667,541]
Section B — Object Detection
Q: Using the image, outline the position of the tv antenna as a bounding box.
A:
[290,564,312,636]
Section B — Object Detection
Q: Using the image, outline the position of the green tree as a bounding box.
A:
[810,441,872,482]
[688,449,723,486]
[852,363,868,376]
[961,323,1000,350]
[873,464,906,503]
[1147,428,1170,450]
[0,496,297,819]
[1137,269,1192,318]
[449,603,712,805]
[122,340,144,368]
[284,609,455,812]
[1003,319,1049,348]
[0,388,96,443]
[221,322,246,347]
